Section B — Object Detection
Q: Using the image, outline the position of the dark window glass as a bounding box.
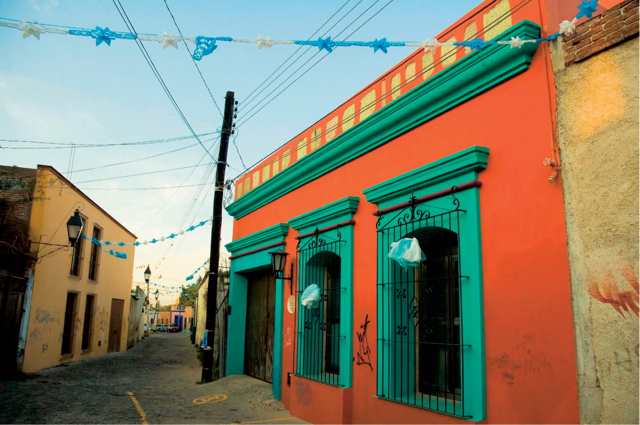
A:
[70,236,84,277]
[61,292,78,355]
[88,227,101,281]
[81,295,95,350]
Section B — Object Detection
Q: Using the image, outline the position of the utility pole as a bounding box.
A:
[202,91,236,383]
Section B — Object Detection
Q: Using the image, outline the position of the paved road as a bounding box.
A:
[0,333,304,424]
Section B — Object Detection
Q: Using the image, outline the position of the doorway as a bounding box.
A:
[243,270,276,383]
[108,299,124,353]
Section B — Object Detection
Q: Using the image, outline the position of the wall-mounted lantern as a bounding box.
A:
[269,249,294,295]
[66,210,84,246]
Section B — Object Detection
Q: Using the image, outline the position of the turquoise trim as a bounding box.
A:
[289,197,359,234]
[226,223,289,401]
[370,148,487,421]
[225,223,289,255]
[226,21,539,219]
[363,146,488,207]
[292,198,357,388]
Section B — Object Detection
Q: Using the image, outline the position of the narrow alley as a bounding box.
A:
[0,333,305,424]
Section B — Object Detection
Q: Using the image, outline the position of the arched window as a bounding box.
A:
[297,246,343,385]
[404,227,460,398]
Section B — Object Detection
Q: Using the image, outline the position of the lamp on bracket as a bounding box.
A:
[269,249,294,295]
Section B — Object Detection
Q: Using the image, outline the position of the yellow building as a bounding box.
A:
[1,165,137,373]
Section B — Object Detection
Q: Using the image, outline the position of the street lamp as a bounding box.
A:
[144,265,151,336]
[66,210,84,246]
[155,289,159,328]
[269,249,294,295]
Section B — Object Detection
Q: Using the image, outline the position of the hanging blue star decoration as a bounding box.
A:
[315,36,335,53]
[371,38,390,54]
[456,38,486,52]
[91,26,116,46]
[192,36,218,61]
[576,0,599,19]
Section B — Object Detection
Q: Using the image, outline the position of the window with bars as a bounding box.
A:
[61,292,78,355]
[296,231,344,386]
[88,226,102,281]
[374,186,485,420]
[81,294,95,351]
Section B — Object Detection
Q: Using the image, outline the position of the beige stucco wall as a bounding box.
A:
[23,167,136,373]
[196,278,208,346]
[552,37,639,424]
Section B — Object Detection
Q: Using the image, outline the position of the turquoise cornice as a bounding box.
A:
[226,21,540,220]
[225,223,289,254]
[289,196,359,234]
[363,146,489,205]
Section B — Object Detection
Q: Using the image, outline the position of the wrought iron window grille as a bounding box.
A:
[375,186,472,419]
[294,225,346,387]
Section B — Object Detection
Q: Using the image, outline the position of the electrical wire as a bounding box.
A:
[239,0,357,112]
[237,0,379,120]
[1,132,216,149]
[72,162,216,184]
[111,0,214,159]
[162,0,223,119]
[230,0,525,182]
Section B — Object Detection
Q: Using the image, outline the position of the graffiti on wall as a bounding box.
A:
[285,326,293,347]
[489,334,552,386]
[588,262,639,318]
[355,314,373,371]
[295,381,311,405]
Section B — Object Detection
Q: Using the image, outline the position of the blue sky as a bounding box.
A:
[0,0,479,303]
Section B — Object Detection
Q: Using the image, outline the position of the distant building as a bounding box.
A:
[0,165,136,374]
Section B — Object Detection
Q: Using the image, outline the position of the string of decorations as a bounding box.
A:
[80,234,127,259]
[80,216,213,251]
[186,259,209,282]
[0,1,597,61]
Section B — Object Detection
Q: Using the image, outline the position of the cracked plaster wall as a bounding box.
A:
[552,36,639,424]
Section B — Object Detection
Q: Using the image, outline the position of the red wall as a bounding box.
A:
[231,0,580,423]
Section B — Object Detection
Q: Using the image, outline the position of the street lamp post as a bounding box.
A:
[154,290,159,329]
[144,265,151,336]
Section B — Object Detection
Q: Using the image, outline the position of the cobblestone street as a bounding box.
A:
[0,333,304,424]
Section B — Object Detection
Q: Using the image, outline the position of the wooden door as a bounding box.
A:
[244,271,276,383]
[108,299,124,353]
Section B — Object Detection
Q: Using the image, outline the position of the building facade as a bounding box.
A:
[0,165,137,373]
[551,1,639,423]
[221,0,637,423]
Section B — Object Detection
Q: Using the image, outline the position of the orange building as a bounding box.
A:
[222,0,636,423]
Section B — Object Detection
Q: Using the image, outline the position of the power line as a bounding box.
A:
[230,0,523,182]
[239,0,357,112]
[111,0,214,159]
[135,137,219,233]
[238,0,372,119]
[236,0,387,127]
[72,162,216,184]
[162,0,223,119]
[1,132,216,149]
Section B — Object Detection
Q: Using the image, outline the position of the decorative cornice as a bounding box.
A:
[363,146,489,205]
[289,197,359,233]
[225,223,289,254]
[226,21,540,219]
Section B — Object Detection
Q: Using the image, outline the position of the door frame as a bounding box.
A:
[226,223,288,401]
[243,270,276,383]
[108,298,125,353]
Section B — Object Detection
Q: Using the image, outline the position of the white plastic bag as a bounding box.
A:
[388,237,426,269]
[301,284,321,309]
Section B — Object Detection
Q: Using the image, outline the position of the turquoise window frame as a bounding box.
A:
[225,223,289,401]
[289,197,358,388]
[363,146,488,421]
